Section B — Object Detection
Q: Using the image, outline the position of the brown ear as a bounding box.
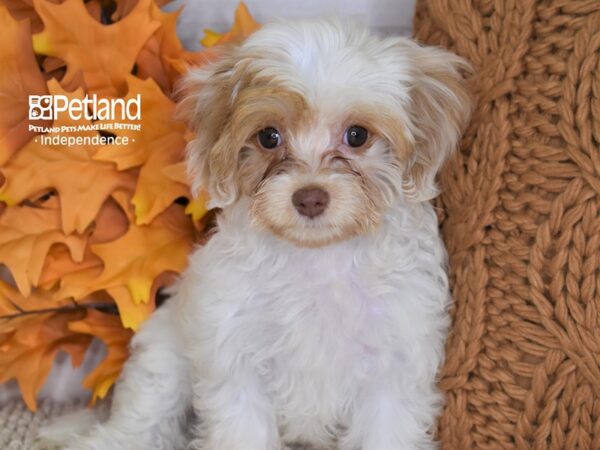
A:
[402,42,472,201]
[176,46,243,208]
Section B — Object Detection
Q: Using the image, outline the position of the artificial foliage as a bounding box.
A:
[0,0,259,410]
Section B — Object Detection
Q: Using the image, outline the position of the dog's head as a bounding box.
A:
[179,19,471,247]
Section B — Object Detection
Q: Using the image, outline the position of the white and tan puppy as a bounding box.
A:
[42,18,471,450]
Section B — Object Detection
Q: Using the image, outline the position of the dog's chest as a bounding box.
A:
[236,252,390,401]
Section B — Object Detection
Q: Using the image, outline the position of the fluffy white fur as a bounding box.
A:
[40,19,470,450]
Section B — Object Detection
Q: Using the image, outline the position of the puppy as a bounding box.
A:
[43,18,471,450]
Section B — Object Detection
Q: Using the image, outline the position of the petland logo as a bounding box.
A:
[29,94,141,121]
[28,94,142,147]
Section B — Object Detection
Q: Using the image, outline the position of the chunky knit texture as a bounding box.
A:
[414,1,600,449]
[0,399,86,450]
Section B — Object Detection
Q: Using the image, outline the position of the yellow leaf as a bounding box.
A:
[185,192,210,223]
[104,286,153,331]
[201,2,260,48]
[200,29,223,48]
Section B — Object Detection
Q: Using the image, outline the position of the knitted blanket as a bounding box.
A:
[0,399,85,450]
[414,1,600,449]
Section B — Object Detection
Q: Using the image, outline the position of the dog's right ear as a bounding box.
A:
[176,45,243,209]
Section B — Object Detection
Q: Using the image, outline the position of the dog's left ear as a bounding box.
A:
[401,41,473,201]
[176,45,245,209]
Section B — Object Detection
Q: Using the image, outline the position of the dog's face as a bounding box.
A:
[179,20,471,247]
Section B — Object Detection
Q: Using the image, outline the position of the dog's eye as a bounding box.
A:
[344,125,368,148]
[258,127,282,150]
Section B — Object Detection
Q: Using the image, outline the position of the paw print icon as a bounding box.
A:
[29,95,53,120]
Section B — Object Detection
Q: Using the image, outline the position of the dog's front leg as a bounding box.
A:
[40,302,192,450]
[339,377,440,450]
[189,363,281,450]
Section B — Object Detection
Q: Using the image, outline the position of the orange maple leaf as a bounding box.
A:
[31,0,160,95]
[110,0,170,22]
[38,197,128,289]
[83,203,193,304]
[0,80,136,234]
[91,75,191,224]
[135,1,213,91]
[1,0,46,32]
[93,75,186,170]
[0,5,49,166]
[38,247,102,291]
[55,203,193,329]
[135,4,199,92]
[0,204,88,297]
[68,308,133,402]
[0,282,92,410]
[0,279,73,332]
[2,0,105,32]
[132,133,189,224]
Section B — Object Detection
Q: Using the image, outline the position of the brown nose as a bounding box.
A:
[292,187,329,218]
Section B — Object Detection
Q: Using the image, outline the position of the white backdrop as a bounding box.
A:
[171,0,416,50]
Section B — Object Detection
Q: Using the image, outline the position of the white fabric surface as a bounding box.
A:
[171,0,416,50]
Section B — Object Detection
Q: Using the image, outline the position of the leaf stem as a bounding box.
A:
[0,302,118,321]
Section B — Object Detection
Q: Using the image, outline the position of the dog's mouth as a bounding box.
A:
[253,212,371,249]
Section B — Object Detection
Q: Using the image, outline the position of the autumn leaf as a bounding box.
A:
[68,309,133,402]
[38,247,102,291]
[201,2,260,47]
[163,162,209,222]
[132,133,189,224]
[91,75,191,224]
[82,203,193,304]
[0,5,49,166]
[0,282,92,410]
[104,286,153,331]
[0,315,91,410]
[135,4,199,92]
[1,0,44,32]
[15,193,125,291]
[54,203,193,329]
[110,0,170,22]
[0,279,70,332]
[88,197,131,244]
[0,80,136,234]
[32,0,160,95]
[2,0,107,32]
[135,2,211,91]
[93,75,186,170]
[0,0,259,410]
[0,204,88,297]
[38,197,129,289]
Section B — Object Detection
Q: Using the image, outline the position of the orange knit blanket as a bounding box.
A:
[414,1,600,448]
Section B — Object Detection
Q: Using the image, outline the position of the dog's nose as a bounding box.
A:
[292,187,329,218]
